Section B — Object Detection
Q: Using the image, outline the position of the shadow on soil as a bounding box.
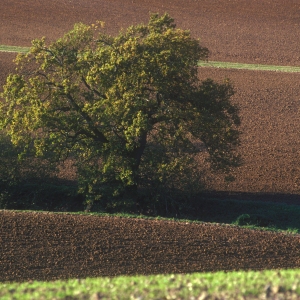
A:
[88,190,300,233]
[1,132,299,234]
[1,176,300,233]
[181,191,300,233]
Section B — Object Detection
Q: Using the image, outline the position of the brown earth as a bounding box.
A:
[0,53,16,86]
[198,68,300,198]
[1,54,300,202]
[1,210,300,282]
[1,0,300,66]
[52,67,300,202]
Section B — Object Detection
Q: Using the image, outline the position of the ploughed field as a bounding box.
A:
[198,68,300,197]
[1,0,300,66]
[1,210,300,282]
[0,0,300,281]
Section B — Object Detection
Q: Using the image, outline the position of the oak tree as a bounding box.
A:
[0,14,240,211]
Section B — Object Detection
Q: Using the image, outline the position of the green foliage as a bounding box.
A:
[233,213,274,227]
[0,14,240,211]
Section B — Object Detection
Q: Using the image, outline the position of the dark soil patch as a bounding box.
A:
[1,210,300,282]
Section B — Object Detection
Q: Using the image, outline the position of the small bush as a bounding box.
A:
[234,213,274,227]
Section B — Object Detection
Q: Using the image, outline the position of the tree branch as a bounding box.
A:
[81,76,107,99]
[65,93,108,144]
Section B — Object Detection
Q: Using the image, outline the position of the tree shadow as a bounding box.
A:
[185,190,300,232]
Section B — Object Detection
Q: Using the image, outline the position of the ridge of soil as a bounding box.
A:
[1,210,300,282]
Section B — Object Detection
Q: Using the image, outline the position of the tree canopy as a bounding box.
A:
[0,14,240,211]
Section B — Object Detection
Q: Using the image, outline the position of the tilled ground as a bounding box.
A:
[1,210,300,282]
[1,0,300,66]
[1,57,300,200]
[0,53,16,86]
[198,68,300,197]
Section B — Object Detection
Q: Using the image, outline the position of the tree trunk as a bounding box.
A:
[126,131,148,197]
[132,131,148,171]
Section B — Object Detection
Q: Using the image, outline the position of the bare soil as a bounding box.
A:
[2,60,299,200]
[1,0,300,66]
[1,210,300,282]
[198,68,300,198]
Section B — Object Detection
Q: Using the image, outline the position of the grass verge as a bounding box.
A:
[198,60,300,72]
[1,44,300,72]
[0,45,30,53]
[1,269,300,299]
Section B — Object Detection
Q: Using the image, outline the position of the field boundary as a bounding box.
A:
[0,45,30,53]
[198,61,300,73]
[2,45,300,73]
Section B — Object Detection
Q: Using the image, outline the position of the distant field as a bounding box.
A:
[2,54,299,196]
[1,0,300,66]
[197,67,300,196]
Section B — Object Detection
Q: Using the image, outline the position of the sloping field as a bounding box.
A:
[1,0,300,66]
[1,210,300,282]
[0,53,16,87]
[1,58,300,199]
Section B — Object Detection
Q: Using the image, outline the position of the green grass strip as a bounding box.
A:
[198,60,300,73]
[0,45,30,53]
[1,44,300,72]
[1,269,300,299]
